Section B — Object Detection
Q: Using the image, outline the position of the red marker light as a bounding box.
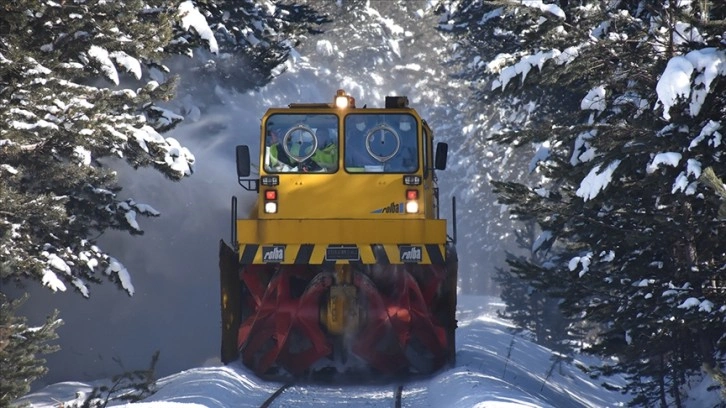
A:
[406,189,418,200]
[265,190,277,200]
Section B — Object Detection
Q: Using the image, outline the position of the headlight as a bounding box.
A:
[405,201,418,214]
[264,201,278,214]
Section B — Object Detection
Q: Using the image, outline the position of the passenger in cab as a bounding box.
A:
[310,127,338,172]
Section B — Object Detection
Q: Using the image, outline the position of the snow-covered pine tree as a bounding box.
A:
[0,0,200,397]
[492,219,571,350]
[435,0,574,296]
[0,0,318,397]
[0,0,205,297]
[285,0,452,102]
[0,293,61,405]
[174,0,329,95]
[441,0,726,405]
[436,0,583,344]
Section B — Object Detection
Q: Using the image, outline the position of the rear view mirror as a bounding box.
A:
[236,145,251,177]
[435,142,448,170]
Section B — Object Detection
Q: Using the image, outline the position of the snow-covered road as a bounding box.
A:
[16,295,630,408]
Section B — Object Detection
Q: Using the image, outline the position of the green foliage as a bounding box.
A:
[0,0,316,298]
[0,0,199,298]
[1,0,322,398]
[173,0,330,95]
[493,220,572,350]
[442,0,726,405]
[0,292,61,406]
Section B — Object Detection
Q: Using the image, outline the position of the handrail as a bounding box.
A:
[231,196,237,248]
[451,196,457,244]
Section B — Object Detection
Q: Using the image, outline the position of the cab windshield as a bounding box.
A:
[344,113,419,173]
[263,113,339,173]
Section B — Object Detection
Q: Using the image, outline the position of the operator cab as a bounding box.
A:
[234,90,449,220]
[236,90,447,183]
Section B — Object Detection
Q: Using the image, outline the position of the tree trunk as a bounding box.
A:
[681,202,726,397]
[658,354,668,408]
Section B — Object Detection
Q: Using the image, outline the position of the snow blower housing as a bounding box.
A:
[220,89,457,377]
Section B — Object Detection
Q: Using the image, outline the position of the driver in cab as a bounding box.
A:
[266,125,338,173]
[265,126,293,171]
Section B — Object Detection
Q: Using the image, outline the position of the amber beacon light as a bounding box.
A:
[334,89,355,109]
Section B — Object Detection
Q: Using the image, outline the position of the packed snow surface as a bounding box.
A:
[17,296,631,408]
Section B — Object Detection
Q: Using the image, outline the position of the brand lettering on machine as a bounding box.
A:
[400,246,422,263]
[373,202,403,214]
[262,246,285,262]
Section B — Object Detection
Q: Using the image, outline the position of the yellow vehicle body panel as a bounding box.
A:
[235,218,447,265]
[236,219,446,243]
[233,95,450,265]
[255,172,429,220]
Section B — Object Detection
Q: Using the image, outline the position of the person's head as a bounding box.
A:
[316,127,331,145]
[399,115,414,132]
[266,127,280,145]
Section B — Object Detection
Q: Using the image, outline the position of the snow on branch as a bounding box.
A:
[581,86,606,112]
[576,160,621,201]
[688,120,722,150]
[568,252,592,277]
[671,158,702,195]
[490,46,581,91]
[655,48,726,120]
[41,269,66,293]
[517,0,566,19]
[646,152,682,174]
[88,45,119,85]
[179,0,219,54]
[532,230,553,253]
[117,200,160,233]
[105,257,135,296]
[570,130,597,166]
[116,124,194,177]
[677,297,714,312]
[109,50,142,80]
[529,141,550,173]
